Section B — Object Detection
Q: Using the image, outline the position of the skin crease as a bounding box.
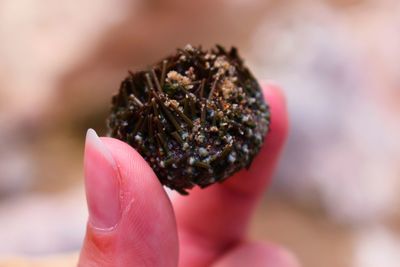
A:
[78,84,300,267]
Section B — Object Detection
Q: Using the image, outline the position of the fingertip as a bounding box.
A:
[98,137,175,227]
[261,82,289,148]
[261,81,285,101]
[84,130,121,230]
[79,136,179,267]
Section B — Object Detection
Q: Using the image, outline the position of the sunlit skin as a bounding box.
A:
[78,84,300,267]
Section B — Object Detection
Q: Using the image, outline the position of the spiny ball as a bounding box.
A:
[107,45,270,194]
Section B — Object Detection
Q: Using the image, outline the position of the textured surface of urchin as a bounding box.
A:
[108,45,270,194]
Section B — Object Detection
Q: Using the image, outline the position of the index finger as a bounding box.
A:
[173,83,289,266]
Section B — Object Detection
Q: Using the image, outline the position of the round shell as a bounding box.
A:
[108,45,270,194]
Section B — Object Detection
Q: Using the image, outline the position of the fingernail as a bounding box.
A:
[84,129,121,230]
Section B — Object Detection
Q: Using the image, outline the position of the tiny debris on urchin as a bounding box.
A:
[107,44,271,195]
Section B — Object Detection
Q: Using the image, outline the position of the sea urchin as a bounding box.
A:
[108,45,270,194]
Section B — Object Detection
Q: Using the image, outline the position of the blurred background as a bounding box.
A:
[0,0,400,266]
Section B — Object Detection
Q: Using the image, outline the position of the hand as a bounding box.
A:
[78,84,299,267]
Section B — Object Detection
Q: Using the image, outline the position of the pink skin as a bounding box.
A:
[78,84,300,267]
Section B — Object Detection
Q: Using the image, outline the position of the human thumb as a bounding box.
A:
[78,129,178,267]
